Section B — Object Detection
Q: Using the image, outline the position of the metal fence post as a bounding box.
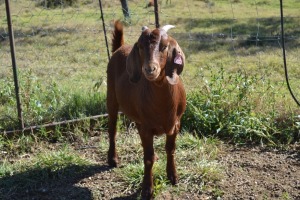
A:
[154,0,160,28]
[5,0,25,130]
[98,0,111,61]
[279,0,300,107]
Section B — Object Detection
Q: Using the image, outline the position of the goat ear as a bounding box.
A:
[165,42,185,85]
[126,43,142,83]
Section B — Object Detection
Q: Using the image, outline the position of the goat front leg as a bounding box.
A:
[165,123,180,185]
[139,130,155,200]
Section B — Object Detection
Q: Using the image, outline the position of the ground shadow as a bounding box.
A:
[0,164,111,200]
[0,27,78,44]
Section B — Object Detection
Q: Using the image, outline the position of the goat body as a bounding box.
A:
[106,20,186,199]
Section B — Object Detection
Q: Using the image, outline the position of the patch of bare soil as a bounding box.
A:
[218,145,300,200]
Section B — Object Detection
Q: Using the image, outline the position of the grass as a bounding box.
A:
[0,129,223,199]
[182,67,300,145]
[0,145,91,178]
[0,68,107,130]
[0,139,102,200]
[1,0,299,143]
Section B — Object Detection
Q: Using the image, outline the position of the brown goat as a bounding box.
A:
[106,20,186,199]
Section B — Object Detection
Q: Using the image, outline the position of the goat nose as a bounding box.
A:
[145,66,157,74]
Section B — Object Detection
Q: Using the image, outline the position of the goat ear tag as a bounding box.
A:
[174,54,182,65]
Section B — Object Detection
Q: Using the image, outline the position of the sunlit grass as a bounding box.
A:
[0,127,223,199]
[0,142,97,199]
[1,0,300,141]
[114,133,222,198]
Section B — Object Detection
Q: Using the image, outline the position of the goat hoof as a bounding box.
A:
[168,174,178,185]
[108,157,118,167]
[141,188,154,200]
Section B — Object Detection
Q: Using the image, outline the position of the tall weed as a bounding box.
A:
[0,77,18,129]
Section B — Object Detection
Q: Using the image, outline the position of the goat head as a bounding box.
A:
[126,25,185,84]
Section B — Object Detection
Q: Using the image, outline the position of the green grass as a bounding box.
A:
[108,133,223,198]
[0,141,100,200]
[182,67,300,145]
[0,145,91,177]
[0,70,107,130]
[0,129,223,199]
[1,0,300,143]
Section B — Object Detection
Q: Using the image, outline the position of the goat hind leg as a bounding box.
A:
[107,95,119,167]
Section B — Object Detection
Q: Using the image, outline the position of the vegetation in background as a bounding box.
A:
[0,71,106,130]
[0,0,299,143]
[1,66,298,145]
[182,67,300,145]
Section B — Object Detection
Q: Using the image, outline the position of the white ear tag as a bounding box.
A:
[174,54,182,65]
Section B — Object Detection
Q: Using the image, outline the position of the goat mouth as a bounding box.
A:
[144,73,160,81]
[143,68,161,81]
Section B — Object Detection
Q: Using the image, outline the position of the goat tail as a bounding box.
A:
[112,20,124,53]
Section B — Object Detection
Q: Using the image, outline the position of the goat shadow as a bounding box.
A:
[0,164,110,200]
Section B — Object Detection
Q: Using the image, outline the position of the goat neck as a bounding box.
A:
[138,76,185,134]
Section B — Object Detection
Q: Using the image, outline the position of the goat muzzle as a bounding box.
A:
[143,62,161,81]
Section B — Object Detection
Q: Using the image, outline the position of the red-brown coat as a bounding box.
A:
[106,20,186,200]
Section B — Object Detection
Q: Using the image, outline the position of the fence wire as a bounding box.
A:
[0,0,300,132]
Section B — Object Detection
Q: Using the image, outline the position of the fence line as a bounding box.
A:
[3,113,109,137]
[280,0,300,107]
[1,0,299,133]
[98,0,110,61]
[4,0,24,129]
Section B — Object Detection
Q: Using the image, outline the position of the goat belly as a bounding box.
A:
[117,99,179,135]
[118,105,142,124]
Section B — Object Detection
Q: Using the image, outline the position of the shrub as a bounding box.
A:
[0,68,108,131]
[181,67,299,145]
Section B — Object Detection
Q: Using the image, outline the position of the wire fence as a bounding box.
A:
[1,0,300,133]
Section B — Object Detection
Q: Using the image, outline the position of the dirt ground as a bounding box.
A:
[218,145,300,200]
[2,136,300,200]
[74,141,300,200]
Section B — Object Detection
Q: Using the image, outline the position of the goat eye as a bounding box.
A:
[161,45,167,52]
